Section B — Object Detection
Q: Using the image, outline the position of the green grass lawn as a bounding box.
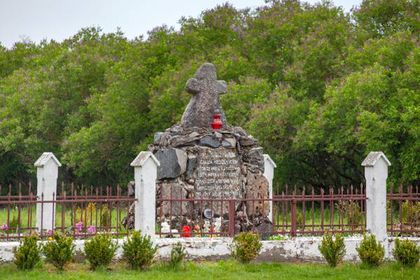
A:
[0,261,418,280]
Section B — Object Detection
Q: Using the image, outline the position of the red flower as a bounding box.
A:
[181,225,191,237]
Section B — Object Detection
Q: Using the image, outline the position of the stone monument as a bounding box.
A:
[124,63,272,237]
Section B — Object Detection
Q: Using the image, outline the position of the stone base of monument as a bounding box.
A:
[124,124,273,239]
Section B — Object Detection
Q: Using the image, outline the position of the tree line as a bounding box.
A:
[0,0,418,190]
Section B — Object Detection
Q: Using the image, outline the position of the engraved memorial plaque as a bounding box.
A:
[195,148,242,199]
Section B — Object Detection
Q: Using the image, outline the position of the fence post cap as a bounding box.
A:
[34,152,62,167]
[263,154,277,168]
[361,151,391,167]
[131,151,160,167]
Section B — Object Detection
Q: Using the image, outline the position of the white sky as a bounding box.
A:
[0,0,361,48]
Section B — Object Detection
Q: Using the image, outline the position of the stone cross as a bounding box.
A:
[181,63,227,128]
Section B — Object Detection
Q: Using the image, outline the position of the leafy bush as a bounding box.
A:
[100,205,111,228]
[319,234,346,267]
[4,216,19,234]
[42,233,75,270]
[74,206,85,223]
[356,234,384,267]
[84,234,118,270]
[122,231,156,270]
[402,201,420,226]
[297,211,305,228]
[231,232,262,263]
[392,238,419,268]
[13,235,41,270]
[337,201,363,227]
[169,242,186,269]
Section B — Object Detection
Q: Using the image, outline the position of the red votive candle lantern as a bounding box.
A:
[211,113,223,130]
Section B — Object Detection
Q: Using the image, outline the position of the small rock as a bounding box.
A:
[199,135,221,148]
[232,126,247,136]
[222,137,236,148]
[186,156,197,179]
[189,131,200,138]
[170,125,183,134]
[255,219,274,240]
[155,148,187,179]
[214,131,223,139]
[154,132,164,143]
[239,136,256,146]
[171,135,197,147]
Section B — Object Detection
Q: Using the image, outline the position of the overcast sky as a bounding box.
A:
[0,0,362,48]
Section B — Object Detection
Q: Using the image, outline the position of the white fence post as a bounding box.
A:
[131,151,160,237]
[34,152,61,232]
[362,151,391,242]
[263,154,277,222]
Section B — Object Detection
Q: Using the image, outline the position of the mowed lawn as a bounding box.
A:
[0,261,418,280]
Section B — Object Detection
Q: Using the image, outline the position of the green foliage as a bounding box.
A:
[337,201,363,227]
[268,235,287,241]
[401,201,420,226]
[356,234,385,267]
[231,232,262,263]
[100,205,111,228]
[319,234,346,267]
[42,233,75,270]
[0,1,418,186]
[5,216,19,234]
[84,234,118,270]
[122,231,156,270]
[353,0,419,37]
[169,242,186,269]
[392,238,420,268]
[13,235,41,270]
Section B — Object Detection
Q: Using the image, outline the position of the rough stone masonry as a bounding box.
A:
[124,63,272,237]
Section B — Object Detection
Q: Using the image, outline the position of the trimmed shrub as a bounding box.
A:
[14,235,41,270]
[319,234,346,267]
[42,233,75,270]
[169,242,186,269]
[122,231,156,270]
[231,232,262,263]
[356,234,384,267]
[392,238,419,268]
[84,234,118,270]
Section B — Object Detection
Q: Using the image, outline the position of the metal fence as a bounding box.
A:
[156,185,368,238]
[0,183,418,240]
[156,185,420,238]
[272,185,367,236]
[0,183,135,241]
[387,185,419,236]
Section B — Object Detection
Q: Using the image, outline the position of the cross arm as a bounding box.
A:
[216,80,227,95]
[186,78,201,94]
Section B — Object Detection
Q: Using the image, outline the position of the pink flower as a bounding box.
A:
[46,229,53,236]
[87,225,96,234]
[75,222,83,233]
[0,224,8,231]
